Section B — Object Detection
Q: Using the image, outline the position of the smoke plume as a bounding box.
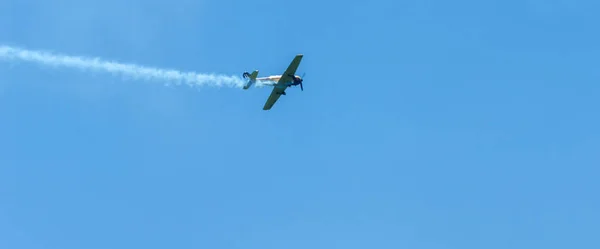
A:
[0,45,245,88]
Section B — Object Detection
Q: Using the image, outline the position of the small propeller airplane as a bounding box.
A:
[242,54,304,110]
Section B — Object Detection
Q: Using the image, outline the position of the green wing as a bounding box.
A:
[263,87,286,110]
[276,54,303,86]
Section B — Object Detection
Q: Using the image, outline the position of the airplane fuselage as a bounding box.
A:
[256,75,302,87]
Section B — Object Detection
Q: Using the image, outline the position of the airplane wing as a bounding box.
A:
[275,54,303,86]
[263,86,286,110]
[262,54,303,110]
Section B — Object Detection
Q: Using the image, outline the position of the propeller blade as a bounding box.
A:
[300,82,303,91]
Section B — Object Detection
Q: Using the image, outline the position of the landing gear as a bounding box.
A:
[277,91,286,95]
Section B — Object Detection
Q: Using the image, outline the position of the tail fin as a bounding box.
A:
[243,70,259,89]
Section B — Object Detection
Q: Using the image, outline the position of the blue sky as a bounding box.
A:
[1,0,599,248]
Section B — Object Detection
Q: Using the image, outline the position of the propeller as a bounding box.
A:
[287,73,305,91]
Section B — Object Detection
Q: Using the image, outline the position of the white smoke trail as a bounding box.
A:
[0,45,246,88]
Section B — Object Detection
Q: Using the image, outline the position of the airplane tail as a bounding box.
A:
[243,70,259,89]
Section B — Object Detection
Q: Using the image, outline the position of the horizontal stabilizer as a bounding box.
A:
[243,70,259,89]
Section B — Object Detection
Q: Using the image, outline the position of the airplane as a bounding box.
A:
[242,54,304,110]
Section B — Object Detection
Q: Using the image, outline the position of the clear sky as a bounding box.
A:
[1,0,599,248]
